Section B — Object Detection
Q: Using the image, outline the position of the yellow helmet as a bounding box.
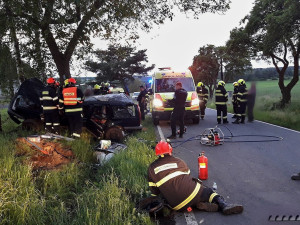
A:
[218,80,225,87]
[94,84,100,89]
[197,82,204,87]
[238,79,245,85]
[105,82,110,87]
[100,82,105,86]
[233,82,239,87]
[64,79,69,86]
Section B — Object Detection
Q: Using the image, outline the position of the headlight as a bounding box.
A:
[153,99,163,107]
[191,98,200,106]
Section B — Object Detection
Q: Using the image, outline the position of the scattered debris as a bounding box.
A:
[16,136,74,171]
[94,140,127,165]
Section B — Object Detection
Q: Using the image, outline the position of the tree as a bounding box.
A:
[0,0,231,83]
[234,0,300,107]
[189,45,220,98]
[85,45,154,85]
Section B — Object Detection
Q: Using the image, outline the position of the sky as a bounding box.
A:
[134,0,271,71]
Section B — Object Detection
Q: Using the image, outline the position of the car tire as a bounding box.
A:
[153,119,159,126]
[22,119,43,131]
[192,118,200,124]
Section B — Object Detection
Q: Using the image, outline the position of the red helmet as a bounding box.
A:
[68,77,76,84]
[155,141,173,156]
[47,77,56,84]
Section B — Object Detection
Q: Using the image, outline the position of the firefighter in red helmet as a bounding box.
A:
[147,140,243,214]
[59,77,84,138]
[40,77,60,133]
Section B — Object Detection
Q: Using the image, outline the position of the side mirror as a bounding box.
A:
[148,89,153,95]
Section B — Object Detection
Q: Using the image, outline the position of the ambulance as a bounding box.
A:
[149,67,200,125]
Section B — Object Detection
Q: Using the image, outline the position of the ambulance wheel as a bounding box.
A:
[193,118,200,124]
[153,119,159,126]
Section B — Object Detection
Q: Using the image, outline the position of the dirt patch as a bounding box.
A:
[16,138,74,171]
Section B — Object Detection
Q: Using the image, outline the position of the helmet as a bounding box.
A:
[105,82,110,87]
[101,82,105,86]
[218,80,225,87]
[197,82,204,87]
[68,77,76,84]
[238,79,245,85]
[47,77,56,84]
[233,82,239,87]
[94,84,100,89]
[64,79,69,86]
[155,140,173,156]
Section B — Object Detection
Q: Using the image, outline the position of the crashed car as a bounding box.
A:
[8,78,142,141]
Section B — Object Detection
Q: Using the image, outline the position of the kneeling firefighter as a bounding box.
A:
[148,141,244,215]
[59,77,84,138]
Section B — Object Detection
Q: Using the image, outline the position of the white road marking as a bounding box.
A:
[156,124,199,225]
[209,108,300,134]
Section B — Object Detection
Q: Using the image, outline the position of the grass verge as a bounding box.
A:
[0,110,156,225]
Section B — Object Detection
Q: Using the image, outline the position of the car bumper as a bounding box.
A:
[152,110,200,121]
[123,125,143,131]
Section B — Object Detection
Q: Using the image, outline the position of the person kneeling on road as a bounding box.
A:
[148,141,244,215]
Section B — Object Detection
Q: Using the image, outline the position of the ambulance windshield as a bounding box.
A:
[155,78,195,93]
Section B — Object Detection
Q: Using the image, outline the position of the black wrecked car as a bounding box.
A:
[8,78,142,141]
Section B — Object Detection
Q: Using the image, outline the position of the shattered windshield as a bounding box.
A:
[155,78,195,93]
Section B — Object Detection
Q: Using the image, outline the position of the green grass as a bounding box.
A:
[0,110,156,225]
[207,80,300,131]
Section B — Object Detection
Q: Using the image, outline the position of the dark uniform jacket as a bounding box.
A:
[232,86,238,104]
[59,86,84,114]
[171,88,187,109]
[215,86,228,105]
[100,87,109,95]
[137,89,147,104]
[148,155,201,211]
[40,85,59,114]
[196,86,209,104]
[237,85,248,105]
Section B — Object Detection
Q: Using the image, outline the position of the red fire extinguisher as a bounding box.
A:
[214,131,220,145]
[198,151,208,180]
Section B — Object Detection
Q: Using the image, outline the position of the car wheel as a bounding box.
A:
[192,118,200,124]
[22,119,43,131]
[153,119,159,126]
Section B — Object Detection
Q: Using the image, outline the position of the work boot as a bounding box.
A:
[232,115,236,118]
[223,120,228,124]
[201,116,204,120]
[196,202,219,212]
[232,119,240,124]
[291,172,300,180]
[167,135,176,139]
[213,196,243,215]
[179,134,183,138]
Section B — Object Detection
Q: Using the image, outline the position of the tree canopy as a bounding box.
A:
[0,0,231,83]
[85,45,154,83]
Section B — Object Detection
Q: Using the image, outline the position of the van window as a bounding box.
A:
[155,78,195,93]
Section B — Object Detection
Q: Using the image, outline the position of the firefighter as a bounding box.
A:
[215,81,228,124]
[40,77,60,134]
[232,79,248,124]
[232,82,239,118]
[167,82,187,139]
[148,141,244,214]
[93,84,101,95]
[196,82,208,120]
[59,77,84,138]
[99,82,109,95]
[105,82,110,93]
[137,85,147,120]
[291,172,300,180]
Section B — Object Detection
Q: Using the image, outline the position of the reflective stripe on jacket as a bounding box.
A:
[40,85,58,113]
[237,85,248,104]
[215,86,228,105]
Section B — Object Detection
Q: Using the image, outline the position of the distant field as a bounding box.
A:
[208,79,300,131]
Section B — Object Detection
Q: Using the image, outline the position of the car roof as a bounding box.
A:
[84,93,135,106]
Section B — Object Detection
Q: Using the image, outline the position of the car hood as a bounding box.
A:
[84,93,135,106]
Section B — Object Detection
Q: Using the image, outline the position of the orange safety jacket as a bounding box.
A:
[63,87,82,105]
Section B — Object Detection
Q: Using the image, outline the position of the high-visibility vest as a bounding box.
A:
[63,87,79,105]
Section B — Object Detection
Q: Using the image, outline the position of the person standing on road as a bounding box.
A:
[196,82,209,120]
[232,82,239,119]
[167,82,187,139]
[148,140,244,214]
[215,81,228,124]
[247,82,256,122]
[59,77,84,138]
[40,77,60,134]
[137,85,147,120]
[233,79,248,124]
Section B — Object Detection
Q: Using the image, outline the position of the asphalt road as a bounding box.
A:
[154,108,300,225]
